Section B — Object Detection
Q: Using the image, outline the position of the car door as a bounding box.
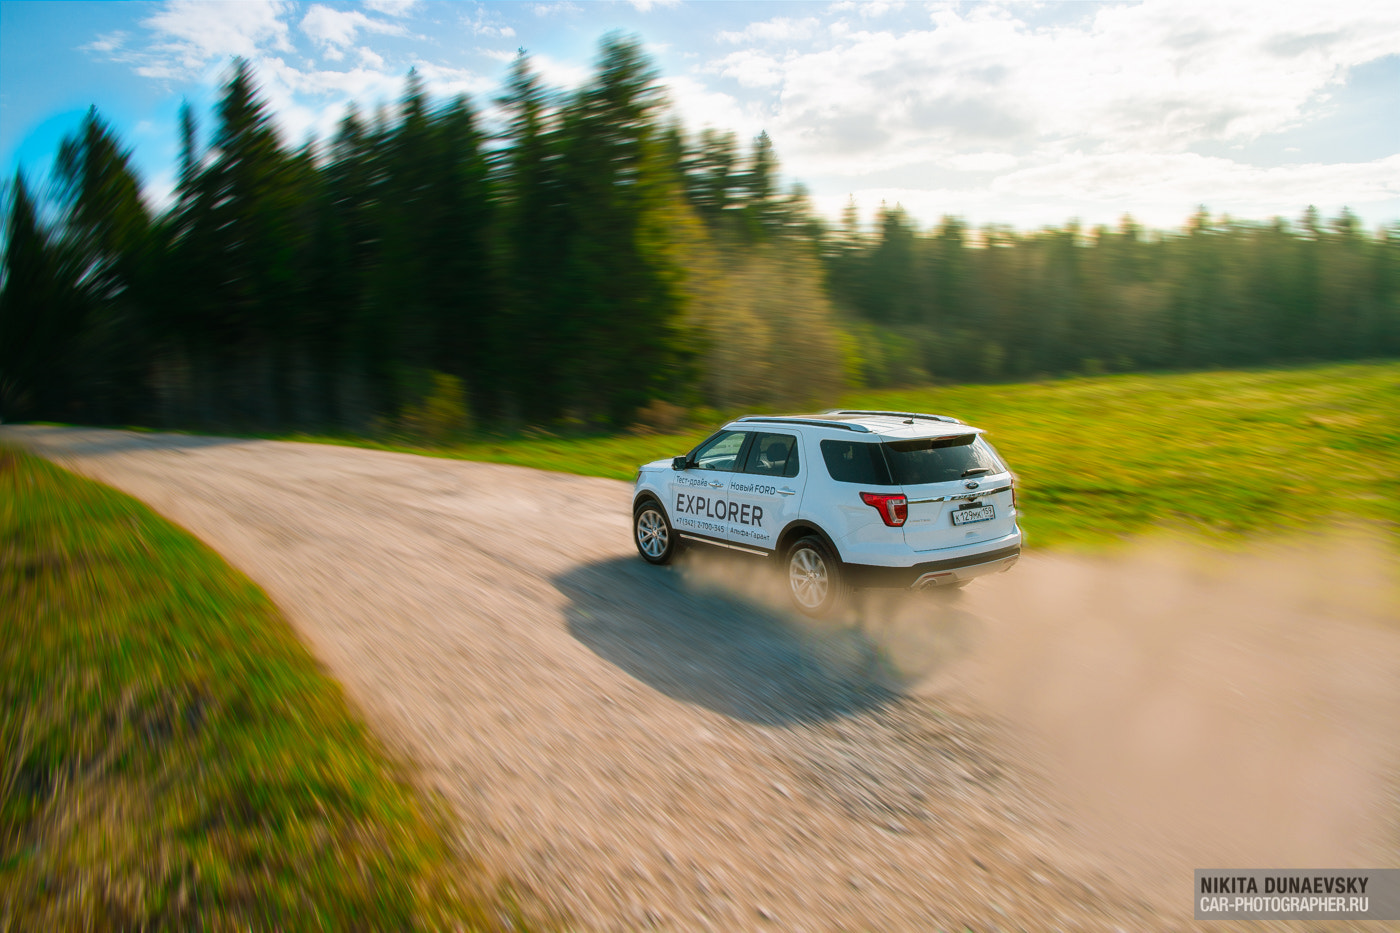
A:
[725,431,806,553]
[668,428,749,545]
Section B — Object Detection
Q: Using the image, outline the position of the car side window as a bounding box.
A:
[692,430,748,472]
[741,433,800,478]
[820,439,893,484]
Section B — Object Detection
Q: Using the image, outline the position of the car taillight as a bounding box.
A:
[1011,482,1018,509]
[860,492,908,527]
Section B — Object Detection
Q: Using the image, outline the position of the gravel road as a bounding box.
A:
[7,425,1398,932]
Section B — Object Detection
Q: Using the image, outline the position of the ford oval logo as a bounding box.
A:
[965,480,979,489]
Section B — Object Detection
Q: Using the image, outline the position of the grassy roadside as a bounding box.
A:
[0,447,508,930]
[281,361,1400,550]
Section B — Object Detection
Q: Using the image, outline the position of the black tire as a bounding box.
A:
[785,534,846,617]
[633,499,677,565]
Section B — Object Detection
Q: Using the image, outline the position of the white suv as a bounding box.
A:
[632,410,1022,615]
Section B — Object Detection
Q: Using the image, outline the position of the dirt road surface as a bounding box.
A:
[7,425,1399,931]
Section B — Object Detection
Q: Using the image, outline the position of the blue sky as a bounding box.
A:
[2,0,1397,232]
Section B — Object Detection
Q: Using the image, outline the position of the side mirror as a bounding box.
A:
[672,455,688,471]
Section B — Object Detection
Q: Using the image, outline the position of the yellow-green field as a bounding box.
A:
[288,361,1400,549]
[850,362,1400,547]
[0,448,511,930]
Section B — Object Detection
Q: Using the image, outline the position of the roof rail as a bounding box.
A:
[735,416,871,433]
[824,409,964,425]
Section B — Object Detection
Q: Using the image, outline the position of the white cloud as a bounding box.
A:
[462,8,516,39]
[528,53,591,94]
[300,5,408,54]
[364,0,419,16]
[300,6,359,47]
[810,152,1400,233]
[992,151,1400,211]
[410,62,495,101]
[243,54,404,146]
[479,47,520,64]
[941,152,1018,173]
[81,31,127,54]
[531,2,581,18]
[631,0,680,11]
[828,1,906,21]
[698,0,1400,207]
[139,0,294,77]
[707,49,788,88]
[718,16,820,44]
[661,75,766,139]
[83,0,503,163]
[144,168,179,215]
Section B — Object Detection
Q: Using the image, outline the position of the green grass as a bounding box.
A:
[844,361,1400,548]
[284,361,1400,550]
[0,447,513,930]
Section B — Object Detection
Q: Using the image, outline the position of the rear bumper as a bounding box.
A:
[844,544,1021,589]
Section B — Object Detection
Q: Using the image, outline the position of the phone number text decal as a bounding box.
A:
[676,493,764,528]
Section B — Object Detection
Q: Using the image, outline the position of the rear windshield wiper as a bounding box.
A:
[961,467,991,477]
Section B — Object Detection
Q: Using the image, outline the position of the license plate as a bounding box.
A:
[951,505,995,526]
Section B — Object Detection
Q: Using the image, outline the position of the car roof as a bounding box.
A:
[728,410,984,440]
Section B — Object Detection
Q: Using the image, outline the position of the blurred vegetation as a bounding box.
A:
[828,206,1400,386]
[392,369,473,445]
[2,34,1395,436]
[274,362,1398,551]
[0,446,522,930]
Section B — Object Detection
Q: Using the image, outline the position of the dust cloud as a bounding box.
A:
[683,530,1400,904]
[956,532,1399,874]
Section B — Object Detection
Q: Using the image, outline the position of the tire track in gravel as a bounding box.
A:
[8,425,1397,932]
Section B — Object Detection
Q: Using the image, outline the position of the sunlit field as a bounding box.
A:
[850,362,1400,547]
[276,361,1400,550]
[0,447,507,930]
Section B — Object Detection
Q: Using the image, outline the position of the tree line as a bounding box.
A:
[2,34,1397,434]
[828,204,1400,387]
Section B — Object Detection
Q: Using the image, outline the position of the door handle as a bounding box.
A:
[709,481,724,488]
[778,487,796,496]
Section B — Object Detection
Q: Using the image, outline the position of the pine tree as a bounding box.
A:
[52,109,155,420]
[0,173,88,418]
[194,58,308,424]
[496,51,569,421]
[553,33,688,424]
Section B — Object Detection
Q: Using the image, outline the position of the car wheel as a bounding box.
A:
[633,500,676,565]
[786,535,845,617]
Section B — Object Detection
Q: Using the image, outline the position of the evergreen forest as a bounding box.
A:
[3,36,1397,434]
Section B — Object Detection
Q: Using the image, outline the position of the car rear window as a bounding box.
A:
[821,435,1005,486]
[820,440,893,485]
[881,435,1005,486]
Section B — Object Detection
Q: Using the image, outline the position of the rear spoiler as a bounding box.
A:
[824,409,965,425]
